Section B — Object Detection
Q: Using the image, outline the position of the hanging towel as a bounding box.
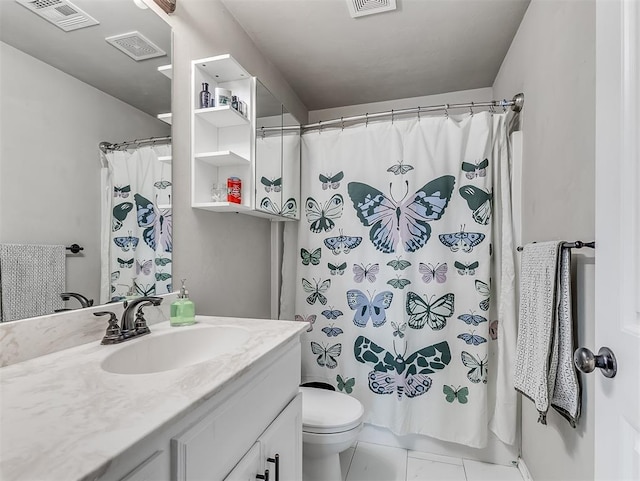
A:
[514,241,581,427]
[0,244,66,322]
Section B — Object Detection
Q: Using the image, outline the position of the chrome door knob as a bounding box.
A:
[573,346,617,378]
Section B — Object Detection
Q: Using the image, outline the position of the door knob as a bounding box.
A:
[573,346,617,378]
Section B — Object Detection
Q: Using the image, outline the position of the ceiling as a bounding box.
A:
[221,0,530,111]
[0,0,171,116]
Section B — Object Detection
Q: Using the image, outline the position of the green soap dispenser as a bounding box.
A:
[170,279,196,326]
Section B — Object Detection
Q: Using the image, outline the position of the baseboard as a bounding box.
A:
[517,457,534,481]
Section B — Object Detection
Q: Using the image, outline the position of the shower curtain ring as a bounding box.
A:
[417,106,421,122]
[444,104,449,119]
[391,109,394,124]
[341,117,344,131]
[365,113,369,128]
[318,120,322,134]
[470,102,474,116]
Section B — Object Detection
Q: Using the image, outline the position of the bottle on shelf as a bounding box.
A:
[231,95,239,112]
[199,83,211,109]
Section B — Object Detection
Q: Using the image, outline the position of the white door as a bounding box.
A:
[592,0,640,479]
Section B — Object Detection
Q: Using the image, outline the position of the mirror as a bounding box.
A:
[0,0,172,321]
[281,106,301,220]
[255,80,300,219]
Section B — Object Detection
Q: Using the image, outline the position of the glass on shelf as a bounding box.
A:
[211,184,227,202]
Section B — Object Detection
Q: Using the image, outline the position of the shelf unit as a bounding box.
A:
[191,55,254,213]
[190,54,300,220]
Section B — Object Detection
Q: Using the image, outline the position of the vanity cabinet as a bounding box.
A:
[223,396,302,481]
[173,394,302,481]
[190,54,300,220]
[99,339,302,481]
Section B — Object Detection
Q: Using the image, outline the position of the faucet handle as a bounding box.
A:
[134,308,151,335]
[94,311,122,345]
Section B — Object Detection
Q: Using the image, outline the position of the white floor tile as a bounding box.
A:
[345,442,407,481]
[407,457,467,481]
[463,459,523,481]
[407,451,463,466]
[340,446,356,481]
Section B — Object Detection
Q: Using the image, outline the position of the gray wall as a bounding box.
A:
[151,0,308,319]
[0,41,169,307]
[492,1,596,479]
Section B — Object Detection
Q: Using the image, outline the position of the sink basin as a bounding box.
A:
[101,325,250,375]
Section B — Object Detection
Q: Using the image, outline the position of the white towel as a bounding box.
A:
[0,244,66,322]
[514,241,581,426]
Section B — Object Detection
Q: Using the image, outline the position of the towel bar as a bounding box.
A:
[66,244,84,254]
[516,241,595,252]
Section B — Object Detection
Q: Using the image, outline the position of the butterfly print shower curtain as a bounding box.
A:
[100,145,173,303]
[292,112,517,448]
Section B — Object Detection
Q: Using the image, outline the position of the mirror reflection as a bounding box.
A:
[0,0,172,321]
[255,79,300,219]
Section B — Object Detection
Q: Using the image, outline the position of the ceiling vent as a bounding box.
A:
[105,32,166,61]
[346,0,397,18]
[16,0,99,32]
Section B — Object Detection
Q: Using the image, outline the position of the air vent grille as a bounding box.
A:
[346,0,397,18]
[16,0,99,31]
[105,32,166,61]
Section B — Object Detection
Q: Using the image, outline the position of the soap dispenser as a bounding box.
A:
[170,279,196,326]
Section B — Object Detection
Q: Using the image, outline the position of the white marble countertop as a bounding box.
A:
[0,316,305,481]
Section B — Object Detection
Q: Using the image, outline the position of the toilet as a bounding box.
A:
[300,387,364,481]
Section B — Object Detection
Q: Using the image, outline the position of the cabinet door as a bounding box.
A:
[259,393,302,481]
[224,443,262,481]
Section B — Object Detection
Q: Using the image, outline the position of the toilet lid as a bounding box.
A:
[300,387,364,434]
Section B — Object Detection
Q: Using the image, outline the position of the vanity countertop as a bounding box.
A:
[0,316,306,481]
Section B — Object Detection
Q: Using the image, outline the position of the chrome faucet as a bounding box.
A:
[121,296,163,338]
[60,292,94,308]
[94,296,162,344]
[55,292,94,312]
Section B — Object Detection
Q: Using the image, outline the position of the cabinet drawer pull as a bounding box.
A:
[256,468,269,481]
[267,454,279,481]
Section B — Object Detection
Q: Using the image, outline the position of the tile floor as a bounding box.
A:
[339,442,524,481]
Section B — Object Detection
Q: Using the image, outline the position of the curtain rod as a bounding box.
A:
[99,136,172,153]
[301,93,524,132]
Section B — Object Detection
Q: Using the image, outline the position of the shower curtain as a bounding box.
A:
[100,144,172,303]
[285,112,517,448]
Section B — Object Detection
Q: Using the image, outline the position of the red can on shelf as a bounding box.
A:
[227,177,242,204]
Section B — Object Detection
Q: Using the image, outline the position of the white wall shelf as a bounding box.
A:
[194,151,249,167]
[158,113,172,125]
[195,106,249,128]
[190,54,300,220]
[158,64,173,80]
[196,54,250,83]
[192,202,252,213]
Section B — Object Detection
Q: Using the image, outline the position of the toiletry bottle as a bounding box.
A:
[170,279,196,326]
[199,83,211,109]
[231,95,239,111]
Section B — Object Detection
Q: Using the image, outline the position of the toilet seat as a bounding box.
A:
[300,387,364,434]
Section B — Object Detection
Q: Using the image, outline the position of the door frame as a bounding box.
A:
[594,0,640,478]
